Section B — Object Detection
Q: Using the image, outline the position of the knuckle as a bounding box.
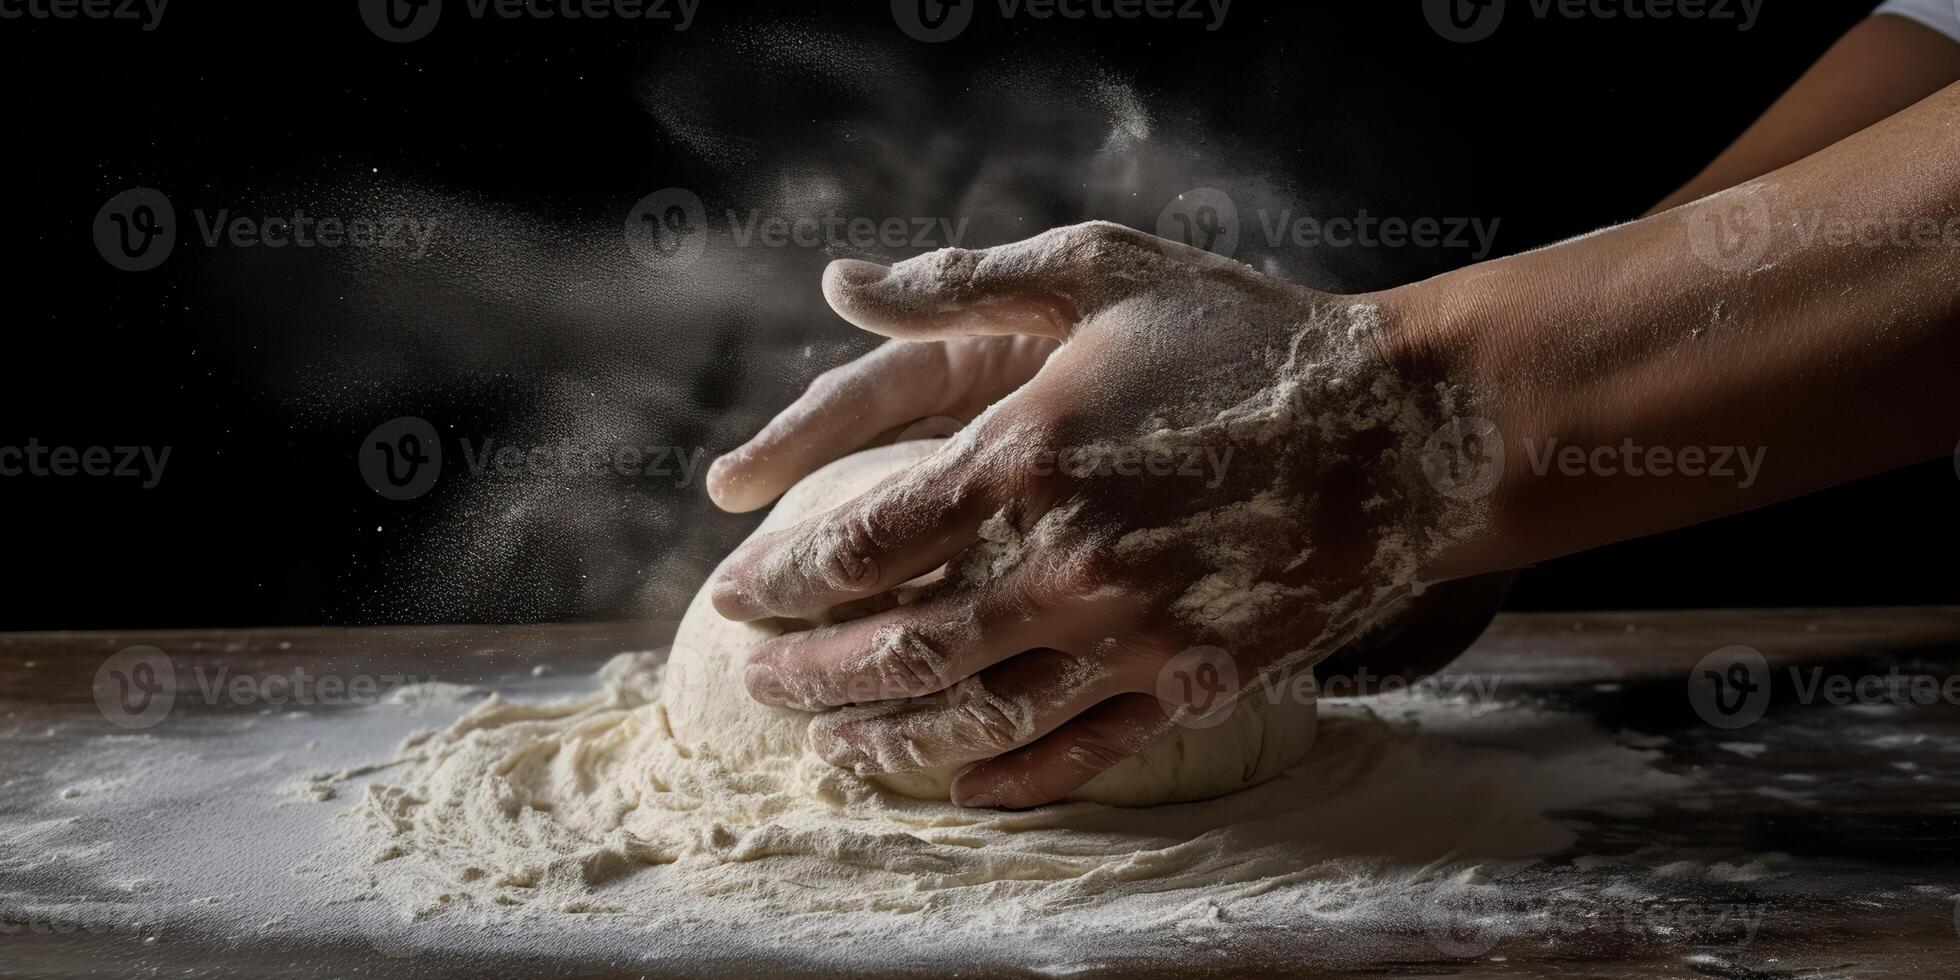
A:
[1062,220,1129,248]
[869,625,949,700]
[999,561,1079,617]
[1088,630,1182,692]
[806,513,886,594]
[1054,221,1149,267]
[1030,546,1127,606]
[955,692,1027,751]
[805,714,860,767]
[1061,725,1134,773]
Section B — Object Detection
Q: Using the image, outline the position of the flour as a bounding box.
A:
[306,653,1687,954]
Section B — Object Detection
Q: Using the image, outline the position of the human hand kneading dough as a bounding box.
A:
[706,223,1498,808]
[711,64,1960,808]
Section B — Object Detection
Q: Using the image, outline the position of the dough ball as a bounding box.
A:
[662,441,1317,806]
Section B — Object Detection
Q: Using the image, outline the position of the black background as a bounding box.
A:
[1,0,1952,630]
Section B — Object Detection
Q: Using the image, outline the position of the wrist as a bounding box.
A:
[1364,267,1546,582]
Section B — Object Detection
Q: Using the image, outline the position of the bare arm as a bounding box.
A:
[1648,13,1960,214]
[1404,76,1960,581]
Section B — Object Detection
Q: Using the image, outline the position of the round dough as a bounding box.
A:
[662,440,1317,807]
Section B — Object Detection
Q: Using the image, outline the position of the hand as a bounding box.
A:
[706,333,1058,513]
[711,222,1485,808]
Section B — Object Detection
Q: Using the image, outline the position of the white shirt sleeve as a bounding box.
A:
[1874,0,1960,43]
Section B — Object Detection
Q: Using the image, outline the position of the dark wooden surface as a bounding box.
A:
[3,607,1959,979]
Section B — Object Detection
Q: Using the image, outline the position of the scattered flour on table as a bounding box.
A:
[301,653,1692,954]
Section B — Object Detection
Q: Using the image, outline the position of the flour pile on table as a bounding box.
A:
[304,652,1688,951]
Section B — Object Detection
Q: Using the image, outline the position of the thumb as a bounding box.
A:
[823,222,1167,341]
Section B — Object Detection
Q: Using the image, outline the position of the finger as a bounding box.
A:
[745,555,1130,708]
[948,693,1176,809]
[823,222,1181,341]
[744,587,1040,709]
[804,649,1125,776]
[708,342,964,513]
[709,449,994,621]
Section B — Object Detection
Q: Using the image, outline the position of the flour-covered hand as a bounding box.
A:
[711,222,1488,808]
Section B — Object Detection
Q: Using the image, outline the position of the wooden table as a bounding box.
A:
[3,608,1958,978]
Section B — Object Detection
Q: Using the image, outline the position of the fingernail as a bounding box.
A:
[707,453,760,513]
[705,454,735,494]
[808,721,867,770]
[824,258,890,290]
[822,259,892,310]
[744,661,783,704]
[958,791,999,809]
[711,576,753,620]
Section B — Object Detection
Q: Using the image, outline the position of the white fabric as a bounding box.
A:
[1875,0,1960,43]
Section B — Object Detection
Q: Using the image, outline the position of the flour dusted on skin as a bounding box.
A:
[1115,491,1308,634]
[1098,297,1484,695]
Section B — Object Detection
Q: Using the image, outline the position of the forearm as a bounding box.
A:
[1648,14,1960,215]
[1393,78,1960,580]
